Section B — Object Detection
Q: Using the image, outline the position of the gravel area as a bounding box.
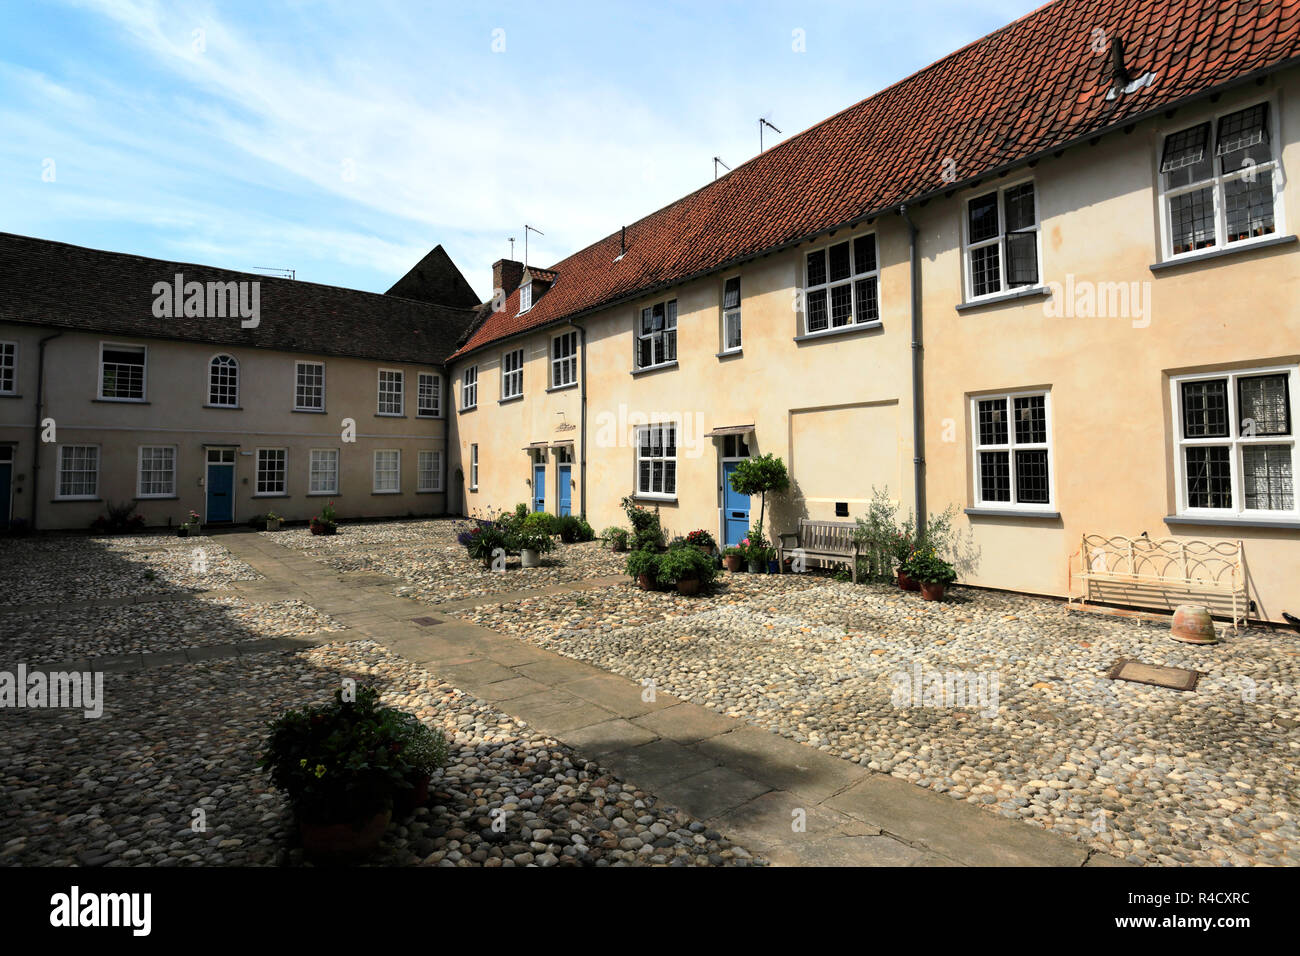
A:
[265,519,625,604]
[455,573,1300,866]
[0,535,261,607]
[0,639,761,866]
[0,597,345,663]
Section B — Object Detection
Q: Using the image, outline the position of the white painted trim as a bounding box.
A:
[968,388,1056,512]
[97,341,148,402]
[960,175,1042,304]
[136,443,178,498]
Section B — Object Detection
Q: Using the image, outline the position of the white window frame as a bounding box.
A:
[56,444,100,500]
[961,178,1042,303]
[802,232,882,335]
[416,371,441,418]
[373,449,401,494]
[551,330,578,388]
[969,389,1055,512]
[501,348,524,400]
[377,368,404,416]
[295,361,325,411]
[721,275,742,352]
[462,366,478,410]
[635,422,678,500]
[308,448,339,495]
[97,342,147,402]
[635,299,678,370]
[207,354,239,407]
[519,281,532,315]
[1157,97,1286,263]
[469,443,479,490]
[136,444,177,498]
[255,447,288,496]
[0,341,16,395]
[418,449,443,492]
[1170,364,1298,519]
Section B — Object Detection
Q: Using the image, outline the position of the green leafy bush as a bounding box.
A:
[558,514,595,543]
[655,545,718,588]
[624,548,661,580]
[602,526,629,550]
[260,686,443,824]
[621,496,664,551]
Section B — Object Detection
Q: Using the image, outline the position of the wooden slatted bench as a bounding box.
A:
[777,518,861,583]
[1069,533,1248,632]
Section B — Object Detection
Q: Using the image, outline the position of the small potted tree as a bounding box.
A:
[603,527,629,552]
[727,454,789,543]
[907,550,957,601]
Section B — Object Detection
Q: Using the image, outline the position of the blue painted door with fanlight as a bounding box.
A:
[533,463,546,512]
[722,461,749,547]
[206,450,235,522]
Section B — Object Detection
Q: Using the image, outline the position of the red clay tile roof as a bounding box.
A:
[451,0,1300,360]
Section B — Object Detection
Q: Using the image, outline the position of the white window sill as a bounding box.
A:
[375,412,406,418]
[955,286,1050,312]
[306,492,339,497]
[95,397,148,404]
[1150,234,1297,271]
[371,490,401,495]
[965,506,1060,519]
[547,382,579,393]
[137,494,178,500]
[631,361,678,377]
[293,407,327,414]
[717,348,743,358]
[631,493,677,504]
[795,321,883,342]
[499,394,524,405]
[416,412,442,419]
[462,404,478,412]
[253,493,289,498]
[1165,513,1300,530]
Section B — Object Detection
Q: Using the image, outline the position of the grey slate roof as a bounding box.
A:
[385,244,482,309]
[0,233,476,365]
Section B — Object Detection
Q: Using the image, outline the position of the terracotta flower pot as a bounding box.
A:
[723,555,742,572]
[299,808,392,862]
[897,570,920,592]
[920,581,946,601]
[637,573,653,590]
[676,578,701,596]
[1171,604,1218,644]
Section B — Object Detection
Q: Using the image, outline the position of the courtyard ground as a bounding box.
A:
[2,518,1295,866]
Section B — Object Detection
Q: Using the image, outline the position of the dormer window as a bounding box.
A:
[519,281,532,314]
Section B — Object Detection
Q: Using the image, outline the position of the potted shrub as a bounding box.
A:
[656,544,717,596]
[466,522,511,568]
[685,529,716,554]
[742,529,771,574]
[625,547,661,590]
[620,496,664,551]
[177,510,201,537]
[603,527,629,552]
[264,511,283,532]
[907,549,957,601]
[310,501,338,536]
[514,513,556,568]
[722,546,744,573]
[260,686,415,862]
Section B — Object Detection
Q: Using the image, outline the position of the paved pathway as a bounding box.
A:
[35,531,1125,867]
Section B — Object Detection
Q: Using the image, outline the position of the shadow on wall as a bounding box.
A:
[768,478,810,538]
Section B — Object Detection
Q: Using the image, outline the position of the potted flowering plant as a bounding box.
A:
[685,529,716,554]
[602,527,629,552]
[260,686,431,861]
[178,510,201,537]
[905,549,957,601]
[742,528,772,574]
[310,502,338,536]
[512,513,556,568]
[721,546,744,573]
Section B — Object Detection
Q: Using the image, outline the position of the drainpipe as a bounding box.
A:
[31,330,63,530]
[899,205,926,538]
[569,319,588,517]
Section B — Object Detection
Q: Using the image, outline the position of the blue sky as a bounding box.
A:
[0,0,1044,299]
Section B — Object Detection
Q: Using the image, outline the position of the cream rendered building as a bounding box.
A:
[447,2,1300,624]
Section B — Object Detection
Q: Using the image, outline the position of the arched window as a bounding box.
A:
[209,354,238,407]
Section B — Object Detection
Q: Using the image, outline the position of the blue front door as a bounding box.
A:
[722,461,750,547]
[557,465,572,516]
[533,463,546,512]
[207,463,234,522]
[0,458,11,529]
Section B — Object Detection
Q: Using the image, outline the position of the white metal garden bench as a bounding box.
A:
[1068,533,1248,631]
[778,519,861,582]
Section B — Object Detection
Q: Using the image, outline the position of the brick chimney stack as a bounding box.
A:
[492,259,524,302]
